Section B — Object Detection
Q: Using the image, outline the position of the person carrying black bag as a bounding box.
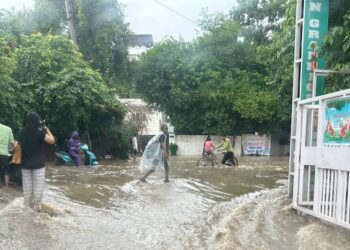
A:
[19,112,55,211]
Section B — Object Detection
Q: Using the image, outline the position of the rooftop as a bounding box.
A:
[130,34,154,48]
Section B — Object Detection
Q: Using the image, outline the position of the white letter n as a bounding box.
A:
[310,3,321,12]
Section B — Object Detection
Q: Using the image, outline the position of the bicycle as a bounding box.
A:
[196,152,218,167]
[196,151,238,167]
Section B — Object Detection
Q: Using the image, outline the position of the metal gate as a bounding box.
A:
[293,89,350,229]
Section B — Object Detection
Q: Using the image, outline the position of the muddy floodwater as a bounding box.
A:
[1,156,350,249]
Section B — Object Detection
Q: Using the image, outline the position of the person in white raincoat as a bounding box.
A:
[139,124,169,183]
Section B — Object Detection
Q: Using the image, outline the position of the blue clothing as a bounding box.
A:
[68,131,80,167]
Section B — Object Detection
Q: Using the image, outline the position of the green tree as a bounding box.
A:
[255,1,296,130]
[32,0,67,34]
[42,66,125,148]
[4,0,132,96]
[135,1,297,135]
[0,10,34,131]
[0,8,35,39]
[0,6,133,157]
[9,34,125,154]
[135,32,278,135]
[323,2,350,92]
[76,0,131,82]
[230,0,289,44]
[12,33,86,111]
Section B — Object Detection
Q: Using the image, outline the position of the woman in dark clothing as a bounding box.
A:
[19,112,55,211]
[68,131,80,167]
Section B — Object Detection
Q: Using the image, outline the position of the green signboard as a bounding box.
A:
[301,0,329,99]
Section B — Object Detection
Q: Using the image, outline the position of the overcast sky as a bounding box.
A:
[0,0,237,42]
[0,0,33,10]
[118,0,236,42]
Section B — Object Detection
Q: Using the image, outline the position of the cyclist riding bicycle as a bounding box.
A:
[203,135,215,156]
[214,135,236,166]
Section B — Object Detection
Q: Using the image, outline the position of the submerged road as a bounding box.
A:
[0,156,349,249]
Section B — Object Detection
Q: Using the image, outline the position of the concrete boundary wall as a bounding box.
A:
[174,135,290,157]
[175,135,242,156]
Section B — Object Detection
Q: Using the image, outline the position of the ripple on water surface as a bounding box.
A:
[0,157,349,249]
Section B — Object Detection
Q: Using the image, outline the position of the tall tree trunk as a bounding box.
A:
[65,0,78,45]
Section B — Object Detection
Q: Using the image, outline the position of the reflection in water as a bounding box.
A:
[0,156,350,249]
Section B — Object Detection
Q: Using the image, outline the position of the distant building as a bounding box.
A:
[128,34,153,61]
[118,98,174,137]
[131,34,153,47]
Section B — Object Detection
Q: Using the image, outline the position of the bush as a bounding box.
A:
[169,143,178,150]
[91,122,137,159]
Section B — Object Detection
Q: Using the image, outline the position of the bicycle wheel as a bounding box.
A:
[196,157,214,167]
[209,153,217,161]
[208,153,219,166]
[233,157,238,166]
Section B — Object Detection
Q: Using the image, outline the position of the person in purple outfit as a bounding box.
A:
[68,131,81,167]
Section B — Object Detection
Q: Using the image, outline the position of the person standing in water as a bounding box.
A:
[68,131,81,167]
[203,135,215,155]
[19,112,55,211]
[132,134,138,161]
[0,122,14,187]
[139,124,169,183]
[214,135,236,166]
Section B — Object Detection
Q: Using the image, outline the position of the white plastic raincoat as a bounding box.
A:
[139,132,166,172]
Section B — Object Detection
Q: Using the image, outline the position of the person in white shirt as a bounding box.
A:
[132,134,138,161]
[139,124,169,183]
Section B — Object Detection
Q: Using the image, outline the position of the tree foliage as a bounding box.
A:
[32,0,67,34]
[12,34,86,109]
[0,16,126,155]
[0,2,134,157]
[3,0,350,151]
[135,0,294,135]
[135,29,281,135]
[0,9,34,131]
[76,0,131,81]
[230,0,289,44]
[323,2,350,92]
[42,66,125,144]
[13,34,125,149]
[255,1,295,127]
[4,0,131,91]
[27,0,131,84]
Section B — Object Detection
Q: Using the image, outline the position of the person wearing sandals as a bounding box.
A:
[139,124,169,183]
[19,112,55,211]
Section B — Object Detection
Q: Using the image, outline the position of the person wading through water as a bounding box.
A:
[19,112,55,211]
[139,124,169,183]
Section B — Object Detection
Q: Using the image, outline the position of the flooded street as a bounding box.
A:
[1,156,350,249]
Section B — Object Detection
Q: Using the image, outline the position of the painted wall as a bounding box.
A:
[174,135,289,157]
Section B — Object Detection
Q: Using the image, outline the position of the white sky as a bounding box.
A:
[0,0,237,42]
[0,0,33,10]
[118,0,236,42]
